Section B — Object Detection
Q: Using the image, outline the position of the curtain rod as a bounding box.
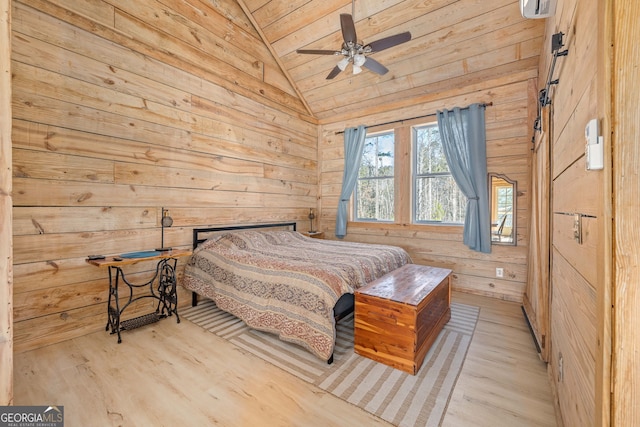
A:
[334,102,493,135]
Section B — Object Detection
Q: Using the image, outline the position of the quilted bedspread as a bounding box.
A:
[182,230,411,361]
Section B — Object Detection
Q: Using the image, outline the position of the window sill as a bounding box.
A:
[348,221,463,233]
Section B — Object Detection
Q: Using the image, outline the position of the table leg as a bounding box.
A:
[106,266,123,343]
[156,258,180,323]
[103,257,181,343]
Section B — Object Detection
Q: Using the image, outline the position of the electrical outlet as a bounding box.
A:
[496,267,504,278]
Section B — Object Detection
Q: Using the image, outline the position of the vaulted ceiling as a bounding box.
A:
[236,0,546,122]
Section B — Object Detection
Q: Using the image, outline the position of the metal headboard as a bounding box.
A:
[192,222,297,249]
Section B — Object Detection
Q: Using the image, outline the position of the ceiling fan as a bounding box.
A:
[296,11,411,79]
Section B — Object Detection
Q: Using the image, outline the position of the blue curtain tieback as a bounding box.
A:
[469,197,479,200]
[340,199,349,202]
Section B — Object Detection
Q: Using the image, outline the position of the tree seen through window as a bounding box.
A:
[413,124,466,223]
[355,132,394,221]
[352,123,466,225]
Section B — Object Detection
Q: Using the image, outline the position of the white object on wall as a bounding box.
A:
[520,0,558,19]
[585,119,604,171]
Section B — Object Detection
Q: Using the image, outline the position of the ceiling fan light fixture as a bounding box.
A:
[337,57,350,71]
[353,54,366,67]
[352,64,363,75]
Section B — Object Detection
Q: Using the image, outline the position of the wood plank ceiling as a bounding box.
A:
[237,0,546,121]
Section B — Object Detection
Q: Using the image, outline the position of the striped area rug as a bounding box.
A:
[182,300,479,427]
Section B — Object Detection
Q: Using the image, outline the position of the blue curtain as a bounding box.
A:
[335,125,367,238]
[437,104,491,253]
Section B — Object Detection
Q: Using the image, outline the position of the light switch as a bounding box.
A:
[585,119,604,170]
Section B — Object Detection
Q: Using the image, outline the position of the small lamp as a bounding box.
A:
[156,207,173,252]
[308,208,316,233]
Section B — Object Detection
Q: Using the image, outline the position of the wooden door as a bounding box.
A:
[522,105,551,362]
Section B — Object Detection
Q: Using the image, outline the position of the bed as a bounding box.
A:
[181,222,411,363]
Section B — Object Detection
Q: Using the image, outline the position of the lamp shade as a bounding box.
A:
[161,213,173,228]
[353,54,366,66]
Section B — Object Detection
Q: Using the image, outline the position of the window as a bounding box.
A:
[352,121,466,226]
[413,124,466,224]
[354,131,394,221]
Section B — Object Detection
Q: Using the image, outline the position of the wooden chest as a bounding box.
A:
[354,264,452,375]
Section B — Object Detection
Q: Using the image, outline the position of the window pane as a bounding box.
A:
[360,133,394,178]
[415,126,448,174]
[415,176,466,222]
[355,132,395,222]
[413,124,466,224]
[357,178,394,221]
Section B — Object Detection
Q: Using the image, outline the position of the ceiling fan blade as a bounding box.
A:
[326,65,343,80]
[340,14,357,44]
[363,57,389,75]
[296,49,341,55]
[367,32,412,52]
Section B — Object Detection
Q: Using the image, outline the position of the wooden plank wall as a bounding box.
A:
[1,0,13,406]
[612,1,640,425]
[11,0,318,353]
[318,70,539,303]
[537,0,608,425]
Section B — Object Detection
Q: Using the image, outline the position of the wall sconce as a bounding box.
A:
[308,208,316,233]
[156,207,173,252]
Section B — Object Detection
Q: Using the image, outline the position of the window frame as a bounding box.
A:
[411,123,466,225]
[350,119,466,228]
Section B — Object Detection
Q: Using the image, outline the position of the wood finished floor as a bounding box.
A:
[13,292,557,426]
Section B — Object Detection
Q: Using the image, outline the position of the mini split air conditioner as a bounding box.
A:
[520,0,557,19]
